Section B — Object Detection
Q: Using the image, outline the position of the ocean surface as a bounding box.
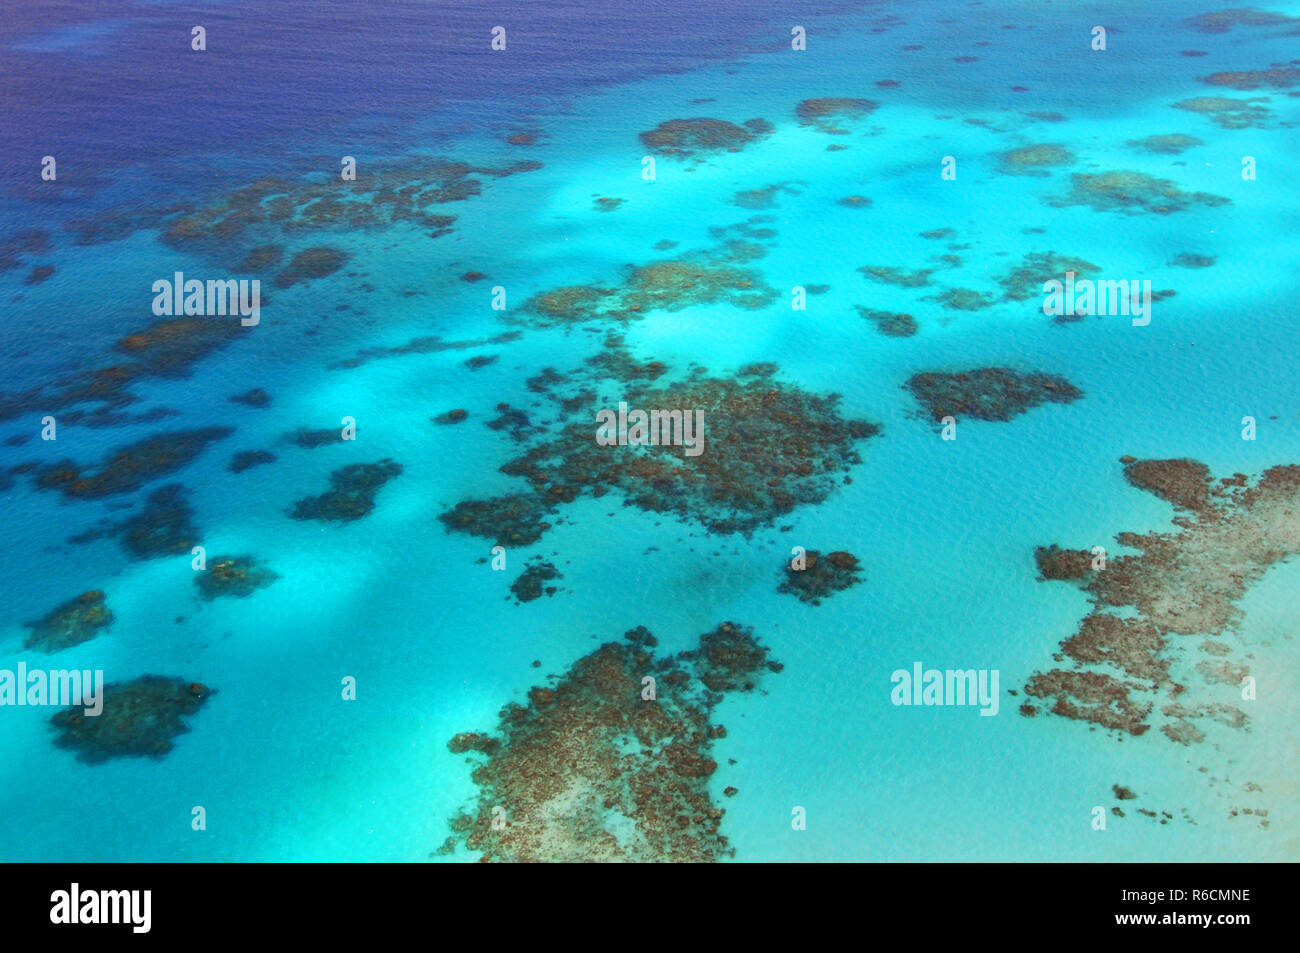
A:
[1,0,1297,861]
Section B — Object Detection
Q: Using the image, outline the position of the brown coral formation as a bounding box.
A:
[438,492,552,546]
[509,559,562,603]
[855,306,918,338]
[996,251,1101,302]
[795,98,878,133]
[1046,171,1231,215]
[496,371,877,536]
[289,459,403,523]
[1172,96,1273,129]
[1127,134,1204,155]
[24,591,114,653]
[518,245,778,329]
[1185,9,1300,33]
[194,555,280,600]
[1201,65,1300,91]
[50,676,213,764]
[1023,458,1300,741]
[36,428,234,500]
[904,368,1082,422]
[0,317,244,428]
[997,143,1075,176]
[1033,544,1095,581]
[444,622,778,861]
[638,117,773,158]
[777,550,863,605]
[152,158,540,252]
[930,287,997,312]
[858,265,933,288]
[274,246,348,288]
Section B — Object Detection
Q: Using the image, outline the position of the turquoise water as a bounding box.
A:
[1,0,1298,861]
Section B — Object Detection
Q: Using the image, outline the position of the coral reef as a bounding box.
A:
[229,388,272,408]
[433,409,469,425]
[1046,171,1231,214]
[777,550,863,605]
[930,287,997,312]
[509,559,562,603]
[36,427,234,500]
[904,368,1082,422]
[286,427,342,449]
[438,492,552,546]
[732,182,801,209]
[1022,459,1300,742]
[858,265,933,288]
[273,246,348,288]
[996,251,1100,301]
[229,450,277,473]
[444,622,778,861]
[118,484,201,559]
[1172,96,1273,129]
[24,591,114,653]
[194,555,280,600]
[855,307,918,337]
[50,676,213,763]
[1201,65,1300,91]
[795,98,878,133]
[518,245,778,329]
[1185,9,1300,33]
[1127,134,1204,155]
[0,316,245,428]
[997,143,1075,176]
[638,117,773,159]
[0,229,51,272]
[497,370,878,536]
[289,460,402,522]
